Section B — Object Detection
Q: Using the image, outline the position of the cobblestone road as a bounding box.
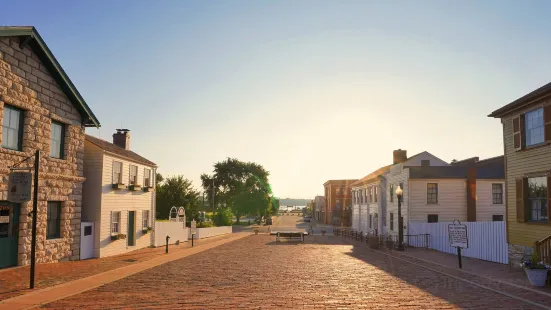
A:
[41,234,538,309]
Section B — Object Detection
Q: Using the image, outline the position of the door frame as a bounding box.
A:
[80,222,95,260]
[0,202,20,268]
[127,211,136,246]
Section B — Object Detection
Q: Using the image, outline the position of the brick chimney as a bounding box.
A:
[393,149,407,164]
[113,129,131,150]
[466,163,477,222]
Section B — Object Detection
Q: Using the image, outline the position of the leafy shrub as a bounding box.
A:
[197,221,214,228]
[213,208,233,226]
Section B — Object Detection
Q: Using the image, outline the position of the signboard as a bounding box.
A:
[7,172,32,203]
[169,206,178,222]
[178,207,185,217]
[0,216,9,224]
[448,223,468,248]
[190,220,197,235]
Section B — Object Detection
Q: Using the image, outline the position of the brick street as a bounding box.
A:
[41,232,538,309]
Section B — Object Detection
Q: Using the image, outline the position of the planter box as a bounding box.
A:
[525,269,549,287]
[143,186,152,192]
[111,234,127,241]
[142,227,152,234]
[112,183,126,190]
[129,184,142,191]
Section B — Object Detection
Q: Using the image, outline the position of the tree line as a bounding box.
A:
[156,158,279,226]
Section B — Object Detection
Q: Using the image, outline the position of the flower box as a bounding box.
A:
[129,184,142,191]
[112,183,126,190]
[142,227,152,234]
[142,186,152,192]
[111,233,126,241]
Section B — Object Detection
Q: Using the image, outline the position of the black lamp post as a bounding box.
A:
[395,185,405,251]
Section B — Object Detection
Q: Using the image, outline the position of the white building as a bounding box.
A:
[81,129,157,258]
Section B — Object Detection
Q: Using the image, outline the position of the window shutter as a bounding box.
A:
[515,178,526,223]
[512,116,522,151]
[544,105,551,144]
[548,175,551,224]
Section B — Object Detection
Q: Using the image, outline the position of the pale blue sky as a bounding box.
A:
[3,1,551,198]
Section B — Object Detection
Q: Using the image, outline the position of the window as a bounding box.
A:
[144,168,152,187]
[528,176,548,222]
[335,199,341,209]
[427,183,438,204]
[369,214,372,228]
[50,121,65,159]
[390,184,394,203]
[142,210,150,228]
[369,188,373,203]
[2,105,24,151]
[111,211,121,234]
[129,165,138,185]
[492,215,504,221]
[427,214,439,223]
[421,159,430,166]
[492,183,503,204]
[47,202,61,239]
[525,108,545,146]
[336,187,341,194]
[390,213,394,231]
[112,161,123,184]
[374,187,378,203]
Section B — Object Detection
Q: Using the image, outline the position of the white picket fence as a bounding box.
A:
[408,221,508,264]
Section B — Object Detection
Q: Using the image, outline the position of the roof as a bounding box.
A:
[323,179,358,186]
[85,135,156,167]
[489,81,551,118]
[404,151,449,166]
[351,165,392,187]
[0,26,100,127]
[408,155,504,179]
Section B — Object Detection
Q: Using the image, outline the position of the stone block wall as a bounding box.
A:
[0,36,86,265]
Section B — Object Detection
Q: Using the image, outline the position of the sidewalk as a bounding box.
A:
[0,232,242,302]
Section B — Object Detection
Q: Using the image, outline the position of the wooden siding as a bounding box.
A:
[502,105,551,247]
[98,153,155,258]
[82,141,103,224]
[476,180,506,221]
[403,152,449,167]
[409,179,467,223]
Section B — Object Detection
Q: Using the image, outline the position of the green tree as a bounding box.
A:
[156,175,201,223]
[201,158,274,223]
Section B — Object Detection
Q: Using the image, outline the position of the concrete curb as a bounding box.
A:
[0,233,249,310]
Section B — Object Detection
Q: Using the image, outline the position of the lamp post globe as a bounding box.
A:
[395,185,405,251]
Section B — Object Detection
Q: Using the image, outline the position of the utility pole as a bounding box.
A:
[212,178,215,223]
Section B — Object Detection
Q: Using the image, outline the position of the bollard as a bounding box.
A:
[166,235,170,254]
[192,234,194,247]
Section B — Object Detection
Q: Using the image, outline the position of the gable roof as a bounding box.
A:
[351,165,392,187]
[403,151,449,166]
[85,135,156,167]
[408,155,504,179]
[488,81,551,118]
[0,26,100,127]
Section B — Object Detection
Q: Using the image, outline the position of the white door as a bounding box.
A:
[80,222,94,260]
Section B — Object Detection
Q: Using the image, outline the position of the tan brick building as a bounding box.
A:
[323,180,357,225]
[0,27,100,268]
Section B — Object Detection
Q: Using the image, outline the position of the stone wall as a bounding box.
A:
[0,36,86,265]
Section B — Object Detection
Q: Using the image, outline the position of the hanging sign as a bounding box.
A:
[7,172,32,203]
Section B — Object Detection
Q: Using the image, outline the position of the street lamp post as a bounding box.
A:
[395,185,405,251]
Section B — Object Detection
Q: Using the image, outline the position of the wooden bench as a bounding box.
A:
[270,231,307,242]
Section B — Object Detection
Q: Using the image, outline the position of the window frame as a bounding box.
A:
[49,120,65,159]
[144,168,152,187]
[1,104,24,151]
[427,214,439,223]
[492,183,504,205]
[390,184,394,203]
[524,107,545,147]
[389,212,394,231]
[112,161,123,184]
[374,186,378,203]
[142,210,150,229]
[369,187,373,203]
[111,211,121,234]
[527,176,548,222]
[129,165,138,185]
[46,202,62,239]
[427,183,438,204]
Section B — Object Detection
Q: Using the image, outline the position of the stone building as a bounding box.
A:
[0,27,100,268]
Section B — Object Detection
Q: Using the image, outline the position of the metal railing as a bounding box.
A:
[333,226,429,250]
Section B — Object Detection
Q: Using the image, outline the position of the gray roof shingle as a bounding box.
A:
[85,135,156,167]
